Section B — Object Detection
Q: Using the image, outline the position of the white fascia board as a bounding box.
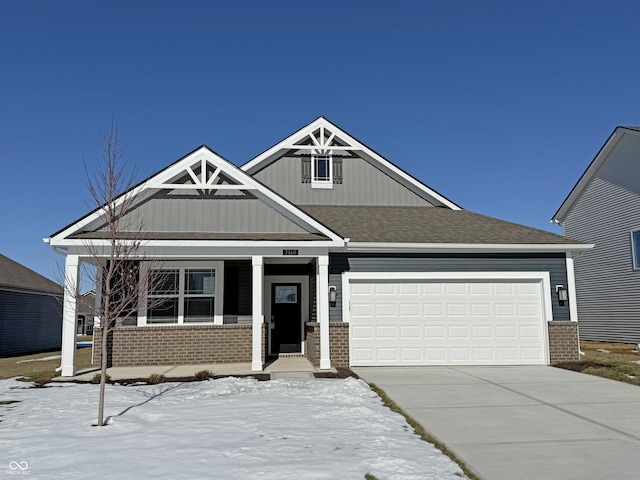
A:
[242,120,325,173]
[141,147,343,243]
[552,127,640,223]
[242,117,461,210]
[48,182,147,245]
[49,146,344,246]
[55,244,332,259]
[344,242,594,253]
[52,239,341,250]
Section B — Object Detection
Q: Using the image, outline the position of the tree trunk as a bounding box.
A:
[97,320,109,426]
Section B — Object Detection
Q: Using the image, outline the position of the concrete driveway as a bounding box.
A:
[353,366,640,480]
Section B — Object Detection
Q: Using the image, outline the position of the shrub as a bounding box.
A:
[91,373,111,384]
[194,369,214,381]
[147,373,167,385]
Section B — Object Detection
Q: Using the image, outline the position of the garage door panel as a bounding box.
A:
[447,304,468,316]
[375,325,397,338]
[349,279,547,366]
[471,304,492,316]
[399,303,420,316]
[400,348,421,362]
[351,325,373,340]
[400,325,421,339]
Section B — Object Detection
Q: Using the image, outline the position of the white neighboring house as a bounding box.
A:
[553,126,640,343]
[47,117,591,376]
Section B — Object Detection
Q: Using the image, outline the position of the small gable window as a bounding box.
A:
[312,154,332,189]
[302,155,342,188]
[632,230,640,269]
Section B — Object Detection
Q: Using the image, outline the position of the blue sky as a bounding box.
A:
[2,0,640,282]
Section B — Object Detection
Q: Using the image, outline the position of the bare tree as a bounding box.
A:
[67,122,164,426]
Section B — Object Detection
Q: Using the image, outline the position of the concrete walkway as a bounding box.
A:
[353,366,640,480]
[53,356,321,382]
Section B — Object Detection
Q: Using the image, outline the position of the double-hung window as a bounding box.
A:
[312,154,332,188]
[146,263,221,324]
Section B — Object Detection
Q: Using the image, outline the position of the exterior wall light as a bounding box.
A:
[556,285,568,306]
[329,286,337,304]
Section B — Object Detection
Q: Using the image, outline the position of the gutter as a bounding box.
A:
[344,242,594,253]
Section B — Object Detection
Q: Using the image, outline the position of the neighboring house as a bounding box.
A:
[48,117,591,376]
[553,126,640,343]
[0,253,63,356]
[76,290,96,336]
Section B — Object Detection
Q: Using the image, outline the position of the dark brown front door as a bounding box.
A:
[271,283,302,354]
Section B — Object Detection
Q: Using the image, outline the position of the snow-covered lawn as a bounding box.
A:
[0,377,465,479]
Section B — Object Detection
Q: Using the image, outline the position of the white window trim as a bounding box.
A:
[311,154,333,189]
[631,229,640,270]
[138,261,224,326]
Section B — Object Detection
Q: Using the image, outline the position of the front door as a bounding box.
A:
[271,283,302,354]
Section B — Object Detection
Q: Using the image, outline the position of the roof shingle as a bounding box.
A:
[299,205,582,245]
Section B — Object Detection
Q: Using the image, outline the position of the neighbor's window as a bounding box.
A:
[147,268,216,324]
[632,230,640,269]
[312,154,332,188]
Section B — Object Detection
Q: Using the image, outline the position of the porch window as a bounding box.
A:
[146,267,217,324]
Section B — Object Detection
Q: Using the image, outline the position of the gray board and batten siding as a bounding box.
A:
[251,154,435,206]
[0,289,63,356]
[89,190,310,234]
[327,253,570,323]
[562,133,640,343]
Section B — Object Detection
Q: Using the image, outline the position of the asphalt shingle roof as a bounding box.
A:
[299,205,582,245]
[0,254,63,294]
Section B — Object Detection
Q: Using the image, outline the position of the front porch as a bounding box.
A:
[60,252,337,376]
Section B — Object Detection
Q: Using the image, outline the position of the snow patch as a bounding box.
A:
[0,377,466,479]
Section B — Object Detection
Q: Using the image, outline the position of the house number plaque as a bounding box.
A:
[282,249,298,256]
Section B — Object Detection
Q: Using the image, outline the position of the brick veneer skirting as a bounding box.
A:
[305,322,350,368]
[93,324,266,367]
[547,321,579,364]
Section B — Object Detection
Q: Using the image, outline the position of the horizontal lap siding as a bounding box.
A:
[329,253,569,322]
[563,134,640,343]
[0,290,63,356]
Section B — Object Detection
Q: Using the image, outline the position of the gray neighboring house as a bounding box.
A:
[553,126,640,343]
[0,254,63,356]
[50,117,591,376]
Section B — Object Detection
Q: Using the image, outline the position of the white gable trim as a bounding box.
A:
[49,146,344,246]
[241,117,461,210]
[552,127,640,223]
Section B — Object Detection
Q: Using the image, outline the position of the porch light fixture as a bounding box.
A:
[329,286,337,304]
[556,285,568,306]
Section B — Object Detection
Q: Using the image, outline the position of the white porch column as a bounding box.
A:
[317,255,331,370]
[60,254,79,377]
[251,256,264,372]
[566,253,579,322]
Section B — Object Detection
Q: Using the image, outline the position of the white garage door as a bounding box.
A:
[349,279,547,366]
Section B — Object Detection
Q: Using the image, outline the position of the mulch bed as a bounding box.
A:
[314,367,359,379]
